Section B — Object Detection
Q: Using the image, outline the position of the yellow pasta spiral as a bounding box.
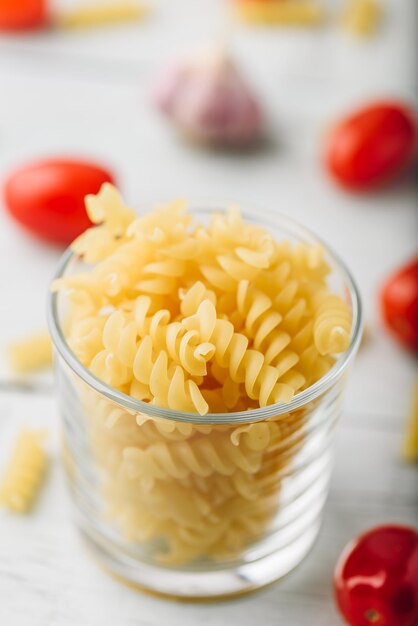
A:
[133,339,209,414]
[183,300,296,406]
[312,291,352,355]
[179,281,217,316]
[236,280,295,365]
[0,430,47,513]
[122,435,264,484]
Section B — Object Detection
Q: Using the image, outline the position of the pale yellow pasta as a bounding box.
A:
[53,184,352,563]
[0,430,47,513]
[341,0,381,36]
[8,332,52,374]
[57,1,147,30]
[81,387,309,563]
[235,1,325,27]
[312,291,352,356]
[182,299,296,407]
[403,380,418,463]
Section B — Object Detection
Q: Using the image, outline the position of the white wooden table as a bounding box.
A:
[0,1,417,624]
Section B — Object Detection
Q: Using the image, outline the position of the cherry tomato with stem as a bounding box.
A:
[325,102,416,190]
[334,525,418,626]
[4,158,115,245]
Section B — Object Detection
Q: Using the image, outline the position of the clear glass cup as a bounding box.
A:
[47,205,362,600]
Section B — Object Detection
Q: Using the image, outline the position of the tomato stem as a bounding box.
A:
[365,609,381,623]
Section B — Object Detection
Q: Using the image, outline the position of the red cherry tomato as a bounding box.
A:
[0,0,47,30]
[325,102,416,190]
[334,525,418,626]
[4,159,115,245]
[380,257,418,353]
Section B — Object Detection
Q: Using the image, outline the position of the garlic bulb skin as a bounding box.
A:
[153,48,263,146]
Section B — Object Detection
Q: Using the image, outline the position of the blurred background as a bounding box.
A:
[0,1,417,625]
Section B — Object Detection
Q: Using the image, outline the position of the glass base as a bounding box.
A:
[80,521,321,601]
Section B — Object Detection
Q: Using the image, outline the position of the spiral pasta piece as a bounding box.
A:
[0,430,47,513]
[236,280,294,364]
[132,339,209,414]
[179,281,217,316]
[122,435,263,483]
[182,299,296,406]
[8,332,52,374]
[312,292,352,355]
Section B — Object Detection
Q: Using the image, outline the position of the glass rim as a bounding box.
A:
[47,203,363,425]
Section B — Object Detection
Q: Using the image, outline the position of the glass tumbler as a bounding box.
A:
[48,206,362,600]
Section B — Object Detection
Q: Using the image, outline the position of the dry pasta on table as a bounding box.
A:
[0,430,48,513]
[8,331,52,374]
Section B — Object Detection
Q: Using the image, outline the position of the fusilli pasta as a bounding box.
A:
[0,430,47,513]
[8,332,52,374]
[341,0,381,36]
[235,1,325,26]
[53,184,353,563]
[81,387,308,563]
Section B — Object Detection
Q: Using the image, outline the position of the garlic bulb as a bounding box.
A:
[153,48,263,146]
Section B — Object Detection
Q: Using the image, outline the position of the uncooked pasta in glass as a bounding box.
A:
[52,184,353,565]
